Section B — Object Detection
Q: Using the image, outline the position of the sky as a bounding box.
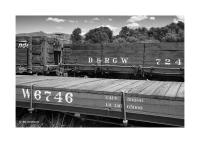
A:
[16,15,184,35]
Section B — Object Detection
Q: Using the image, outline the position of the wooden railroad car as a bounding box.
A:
[61,42,184,80]
[16,36,62,74]
[16,75,184,126]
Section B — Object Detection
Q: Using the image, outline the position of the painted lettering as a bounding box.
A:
[127,104,143,110]
[65,92,73,103]
[127,97,144,103]
[104,58,109,63]
[175,58,181,65]
[114,103,121,108]
[88,57,93,63]
[88,57,129,64]
[54,92,62,102]
[105,102,143,111]
[165,59,171,65]
[112,58,117,64]
[44,91,51,102]
[18,43,29,48]
[105,95,118,101]
[121,57,128,64]
[34,90,41,101]
[96,58,101,64]
[105,102,112,108]
[156,58,182,65]
[22,88,30,99]
[156,59,161,65]
[21,89,74,104]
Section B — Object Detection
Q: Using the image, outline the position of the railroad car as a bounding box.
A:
[16,36,62,74]
[61,42,184,80]
[16,36,184,81]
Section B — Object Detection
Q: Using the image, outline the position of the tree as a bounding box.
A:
[85,26,113,43]
[177,21,184,30]
[70,28,82,44]
[119,26,132,38]
[126,36,138,43]
[162,33,178,42]
[113,37,127,43]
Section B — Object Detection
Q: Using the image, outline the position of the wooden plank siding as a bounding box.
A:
[62,43,184,76]
[143,43,184,68]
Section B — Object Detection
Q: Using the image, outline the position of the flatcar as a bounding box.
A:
[61,42,184,81]
[16,35,62,75]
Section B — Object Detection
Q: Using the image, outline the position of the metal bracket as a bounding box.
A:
[28,84,34,113]
[74,113,81,118]
[131,65,137,77]
[150,66,154,77]
[121,90,128,126]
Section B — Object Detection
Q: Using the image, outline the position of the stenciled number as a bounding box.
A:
[165,59,171,65]
[34,90,41,101]
[44,91,51,102]
[54,92,63,102]
[65,92,73,103]
[155,58,182,65]
[22,89,74,104]
[175,58,181,65]
[156,59,161,65]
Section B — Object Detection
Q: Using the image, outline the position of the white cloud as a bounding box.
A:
[108,18,112,21]
[127,15,148,23]
[83,18,100,24]
[68,20,78,23]
[81,29,88,36]
[173,19,178,23]
[106,25,118,31]
[92,17,100,21]
[149,16,155,20]
[56,26,63,30]
[173,15,184,23]
[126,23,140,29]
[126,15,147,29]
[46,17,65,23]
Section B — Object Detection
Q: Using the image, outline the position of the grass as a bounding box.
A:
[16,109,70,127]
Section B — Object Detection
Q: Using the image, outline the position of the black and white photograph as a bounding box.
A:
[15,15,184,127]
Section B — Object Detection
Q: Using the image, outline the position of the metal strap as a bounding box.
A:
[121,90,128,126]
[28,84,34,113]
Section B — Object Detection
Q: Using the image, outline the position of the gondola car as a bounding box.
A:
[16,36,62,75]
[61,42,184,81]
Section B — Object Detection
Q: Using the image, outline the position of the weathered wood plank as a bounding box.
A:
[16,75,185,99]
[164,82,182,97]
[151,82,172,97]
[176,83,184,98]
[95,79,129,91]
[69,78,113,90]
[55,78,101,88]
[102,80,138,92]
[79,79,118,90]
[139,81,165,96]
[127,80,156,94]
[63,78,103,89]
[115,80,140,92]
[116,80,146,93]
[93,79,123,91]
[16,76,57,85]
[33,77,79,87]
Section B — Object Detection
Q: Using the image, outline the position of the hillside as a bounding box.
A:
[16,31,71,44]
